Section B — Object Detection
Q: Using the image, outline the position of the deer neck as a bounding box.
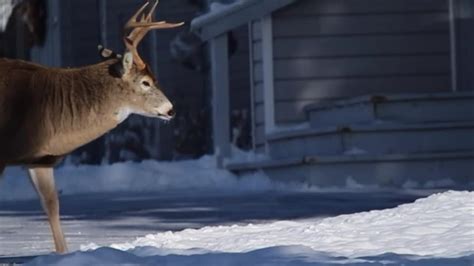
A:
[38,61,129,156]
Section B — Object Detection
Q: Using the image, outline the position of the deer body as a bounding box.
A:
[0,58,126,165]
[0,0,182,253]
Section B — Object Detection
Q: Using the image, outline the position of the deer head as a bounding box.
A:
[110,0,184,122]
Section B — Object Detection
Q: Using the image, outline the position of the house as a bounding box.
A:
[191,0,474,187]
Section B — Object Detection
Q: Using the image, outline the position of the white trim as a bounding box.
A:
[210,34,231,166]
[449,0,458,92]
[262,15,275,135]
[191,0,297,41]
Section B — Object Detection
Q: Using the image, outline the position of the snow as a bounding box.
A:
[84,191,474,257]
[224,145,269,164]
[25,246,474,266]
[24,191,474,265]
[1,154,472,264]
[2,152,431,202]
[0,0,13,31]
[1,142,465,202]
[0,156,307,202]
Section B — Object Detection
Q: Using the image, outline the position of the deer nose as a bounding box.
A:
[156,102,174,118]
[167,108,176,118]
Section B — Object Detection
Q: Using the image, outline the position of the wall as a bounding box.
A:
[267,0,452,124]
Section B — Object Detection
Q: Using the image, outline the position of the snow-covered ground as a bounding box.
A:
[0,156,473,265]
[96,191,474,259]
[21,191,474,265]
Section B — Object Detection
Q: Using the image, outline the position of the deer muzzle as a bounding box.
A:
[155,101,175,121]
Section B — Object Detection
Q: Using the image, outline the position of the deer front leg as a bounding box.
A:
[28,167,68,253]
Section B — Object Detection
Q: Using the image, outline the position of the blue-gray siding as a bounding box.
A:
[269,0,452,123]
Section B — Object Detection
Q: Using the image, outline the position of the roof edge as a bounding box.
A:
[191,0,298,41]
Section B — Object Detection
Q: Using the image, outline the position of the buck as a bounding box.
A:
[0,1,183,253]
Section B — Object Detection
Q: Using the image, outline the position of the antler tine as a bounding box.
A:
[124,0,184,70]
[147,0,159,21]
[123,1,149,48]
[125,0,184,40]
[125,1,149,30]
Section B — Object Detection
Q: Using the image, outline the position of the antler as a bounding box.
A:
[124,0,184,70]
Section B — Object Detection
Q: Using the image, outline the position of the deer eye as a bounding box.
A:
[142,81,151,87]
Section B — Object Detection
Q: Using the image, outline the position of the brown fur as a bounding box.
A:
[0,58,121,165]
[0,57,165,166]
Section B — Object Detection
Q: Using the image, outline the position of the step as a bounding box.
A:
[305,92,474,128]
[267,122,474,159]
[227,151,474,188]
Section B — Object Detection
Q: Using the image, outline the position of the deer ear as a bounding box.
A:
[109,61,124,78]
[109,52,133,78]
[122,52,134,74]
[110,52,133,78]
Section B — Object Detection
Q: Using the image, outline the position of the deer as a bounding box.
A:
[0,0,183,253]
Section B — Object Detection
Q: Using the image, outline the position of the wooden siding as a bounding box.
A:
[271,0,452,123]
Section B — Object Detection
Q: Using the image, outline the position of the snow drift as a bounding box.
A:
[0,154,458,202]
[26,191,474,265]
[0,156,307,201]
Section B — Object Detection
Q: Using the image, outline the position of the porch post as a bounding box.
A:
[262,15,275,135]
[210,34,231,167]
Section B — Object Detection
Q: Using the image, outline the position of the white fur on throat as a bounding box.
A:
[115,107,134,123]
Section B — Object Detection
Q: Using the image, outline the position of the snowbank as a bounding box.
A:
[25,247,474,266]
[0,156,311,201]
[85,191,474,258]
[0,154,463,202]
[26,191,474,265]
